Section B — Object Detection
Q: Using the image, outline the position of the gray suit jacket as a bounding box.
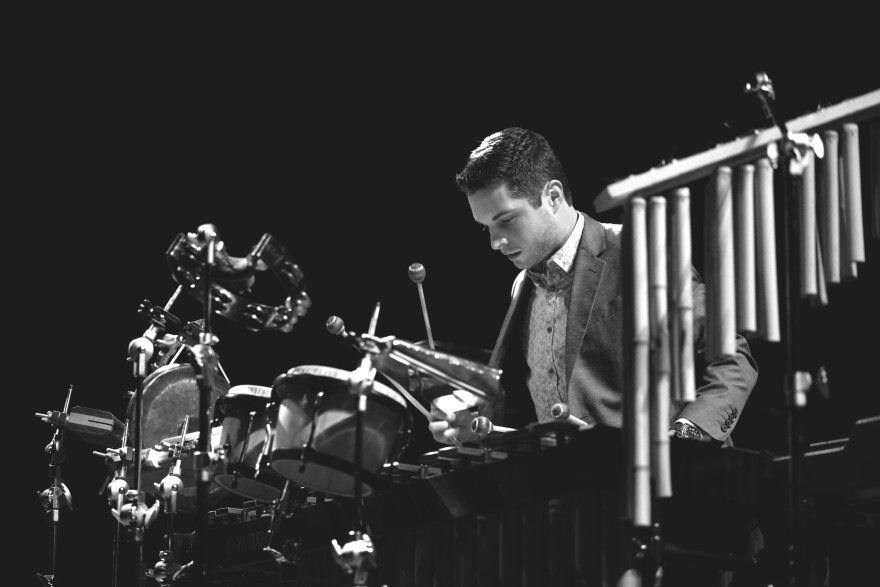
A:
[483,212,758,444]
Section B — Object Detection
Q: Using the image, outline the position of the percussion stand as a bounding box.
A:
[94,420,132,587]
[35,384,74,587]
[124,286,184,586]
[747,72,821,586]
[124,336,153,587]
[331,303,381,586]
[190,224,222,586]
[155,413,189,577]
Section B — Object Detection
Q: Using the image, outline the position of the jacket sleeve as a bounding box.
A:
[673,268,759,443]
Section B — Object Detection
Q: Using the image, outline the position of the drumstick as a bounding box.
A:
[367,301,381,336]
[549,402,592,429]
[379,374,432,420]
[408,263,435,350]
[378,374,463,448]
[470,416,515,435]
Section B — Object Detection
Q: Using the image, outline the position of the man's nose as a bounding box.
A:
[491,235,508,250]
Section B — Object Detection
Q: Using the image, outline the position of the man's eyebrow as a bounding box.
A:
[490,209,515,222]
[474,209,516,227]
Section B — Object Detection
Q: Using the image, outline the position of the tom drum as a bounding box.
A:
[213,385,287,503]
[270,365,411,498]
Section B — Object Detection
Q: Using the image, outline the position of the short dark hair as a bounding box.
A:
[454,127,572,207]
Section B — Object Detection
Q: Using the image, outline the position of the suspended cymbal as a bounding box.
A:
[413,340,492,364]
[379,338,501,403]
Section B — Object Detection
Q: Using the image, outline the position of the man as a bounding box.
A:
[429,126,758,445]
[428,127,762,587]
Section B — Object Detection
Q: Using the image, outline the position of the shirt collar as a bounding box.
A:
[526,212,584,287]
[550,212,584,273]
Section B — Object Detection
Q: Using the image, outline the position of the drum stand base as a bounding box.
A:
[331,530,376,587]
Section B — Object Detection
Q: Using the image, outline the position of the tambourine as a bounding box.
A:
[166,229,310,333]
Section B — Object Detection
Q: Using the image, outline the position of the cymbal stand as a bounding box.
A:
[134,414,189,586]
[332,302,382,586]
[190,223,222,586]
[266,480,292,551]
[36,384,74,586]
[746,71,823,586]
[123,285,185,585]
[124,343,153,587]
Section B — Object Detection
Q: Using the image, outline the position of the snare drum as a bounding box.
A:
[270,365,411,498]
[213,385,287,503]
[126,362,231,510]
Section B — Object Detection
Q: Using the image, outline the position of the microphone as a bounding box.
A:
[408,263,435,351]
[326,315,351,338]
[197,223,218,244]
[198,223,218,265]
[326,315,379,356]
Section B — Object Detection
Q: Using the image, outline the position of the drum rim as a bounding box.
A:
[280,364,406,408]
[141,361,193,385]
[270,446,381,497]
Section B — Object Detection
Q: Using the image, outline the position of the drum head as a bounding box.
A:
[272,365,406,408]
[127,362,230,450]
[270,365,410,498]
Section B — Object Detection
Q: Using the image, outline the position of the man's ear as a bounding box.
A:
[545,179,565,207]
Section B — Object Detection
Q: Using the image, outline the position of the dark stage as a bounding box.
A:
[22,24,880,587]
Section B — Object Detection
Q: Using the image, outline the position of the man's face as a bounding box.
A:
[468,182,558,270]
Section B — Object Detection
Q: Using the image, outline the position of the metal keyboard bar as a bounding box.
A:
[594,89,880,212]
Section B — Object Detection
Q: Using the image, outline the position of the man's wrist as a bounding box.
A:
[671,418,708,442]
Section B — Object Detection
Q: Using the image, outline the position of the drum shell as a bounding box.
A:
[126,362,229,450]
[270,365,410,497]
[213,394,286,502]
[125,362,230,511]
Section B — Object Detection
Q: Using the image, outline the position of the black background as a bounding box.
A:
[21,15,880,586]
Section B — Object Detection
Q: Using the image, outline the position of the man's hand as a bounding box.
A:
[428,395,479,445]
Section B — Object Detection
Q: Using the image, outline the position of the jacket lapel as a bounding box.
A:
[565,214,607,387]
[489,270,529,369]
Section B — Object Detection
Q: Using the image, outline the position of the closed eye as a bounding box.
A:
[477,215,515,232]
